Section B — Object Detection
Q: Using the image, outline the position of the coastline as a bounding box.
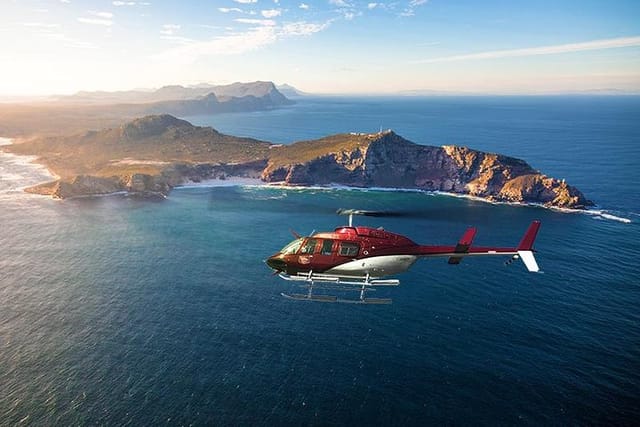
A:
[1,137,630,223]
[0,137,59,197]
[0,145,631,224]
[254,182,634,224]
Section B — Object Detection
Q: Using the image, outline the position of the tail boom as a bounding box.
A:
[415,221,542,272]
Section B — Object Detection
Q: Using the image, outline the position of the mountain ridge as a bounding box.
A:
[0,81,292,137]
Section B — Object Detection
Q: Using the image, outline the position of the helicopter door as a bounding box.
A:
[310,239,336,271]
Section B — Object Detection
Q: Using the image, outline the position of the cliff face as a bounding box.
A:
[262,131,592,208]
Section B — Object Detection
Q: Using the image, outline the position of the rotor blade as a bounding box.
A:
[336,208,411,217]
[290,228,302,239]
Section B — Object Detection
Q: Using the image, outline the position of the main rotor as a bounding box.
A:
[336,208,398,226]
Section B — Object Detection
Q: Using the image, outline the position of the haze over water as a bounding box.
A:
[1,96,639,424]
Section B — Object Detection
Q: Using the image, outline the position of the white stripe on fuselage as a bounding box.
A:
[325,255,418,278]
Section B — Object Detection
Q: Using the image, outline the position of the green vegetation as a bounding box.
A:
[268,133,372,167]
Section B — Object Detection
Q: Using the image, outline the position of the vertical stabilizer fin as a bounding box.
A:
[516,221,541,272]
[517,220,541,251]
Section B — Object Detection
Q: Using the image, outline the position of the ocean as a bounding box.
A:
[1,96,639,425]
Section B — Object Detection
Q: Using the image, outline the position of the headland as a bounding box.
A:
[2,114,592,209]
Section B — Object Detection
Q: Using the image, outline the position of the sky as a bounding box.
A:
[1,0,640,96]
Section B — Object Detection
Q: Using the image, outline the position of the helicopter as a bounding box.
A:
[266,209,541,304]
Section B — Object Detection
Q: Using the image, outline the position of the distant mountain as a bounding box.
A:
[57,81,293,106]
[276,84,307,98]
[0,82,293,137]
[142,89,292,117]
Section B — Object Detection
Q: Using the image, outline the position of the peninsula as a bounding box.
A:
[3,114,592,208]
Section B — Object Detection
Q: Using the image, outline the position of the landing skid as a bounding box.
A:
[278,271,399,304]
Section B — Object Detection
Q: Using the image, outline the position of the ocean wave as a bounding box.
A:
[583,210,632,224]
[0,138,58,197]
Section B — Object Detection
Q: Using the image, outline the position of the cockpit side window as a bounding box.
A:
[338,242,359,257]
[300,238,318,254]
[320,239,334,255]
[280,238,303,254]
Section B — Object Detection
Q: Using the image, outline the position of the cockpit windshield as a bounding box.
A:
[280,238,304,254]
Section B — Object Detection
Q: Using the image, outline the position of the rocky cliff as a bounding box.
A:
[262,130,592,208]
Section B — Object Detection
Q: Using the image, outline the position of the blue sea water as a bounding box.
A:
[1,97,639,425]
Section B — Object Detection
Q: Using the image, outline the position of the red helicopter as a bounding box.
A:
[266,210,541,304]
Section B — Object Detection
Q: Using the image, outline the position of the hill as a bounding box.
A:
[5,114,271,198]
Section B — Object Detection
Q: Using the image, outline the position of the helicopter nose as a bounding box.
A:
[266,254,286,272]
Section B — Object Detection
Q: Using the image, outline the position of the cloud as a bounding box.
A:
[233,0,257,3]
[328,0,362,21]
[261,9,282,18]
[219,7,243,13]
[44,32,97,49]
[22,22,60,28]
[89,11,114,19]
[235,18,277,26]
[154,26,277,61]
[60,0,71,3]
[413,36,640,63]
[280,21,329,36]
[78,17,113,26]
[299,3,309,9]
[160,35,194,44]
[112,1,150,5]
[160,24,180,35]
[400,0,428,17]
[367,3,377,9]
[153,19,331,62]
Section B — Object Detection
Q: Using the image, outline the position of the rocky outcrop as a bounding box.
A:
[24,160,269,200]
[262,131,592,209]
